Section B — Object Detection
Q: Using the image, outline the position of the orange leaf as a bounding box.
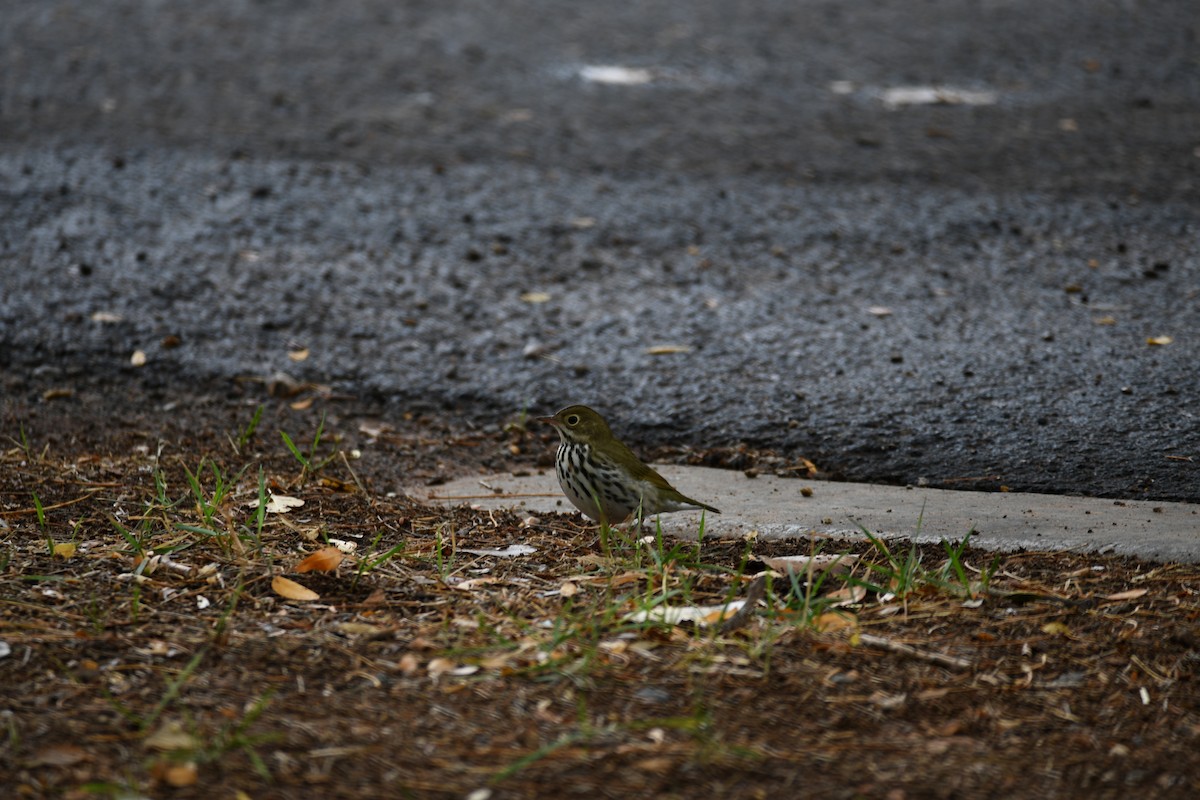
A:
[272,575,319,601]
[295,547,344,573]
[814,612,857,632]
[164,762,198,788]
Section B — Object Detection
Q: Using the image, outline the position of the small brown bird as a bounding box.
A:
[540,405,720,525]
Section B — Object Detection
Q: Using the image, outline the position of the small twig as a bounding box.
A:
[858,633,973,670]
[339,450,370,501]
[426,492,559,500]
[719,574,768,634]
[937,475,1003,484]
[0,490,101,517]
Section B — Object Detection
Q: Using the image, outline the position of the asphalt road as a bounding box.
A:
[2,1,1198,501]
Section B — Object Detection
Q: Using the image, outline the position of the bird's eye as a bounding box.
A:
[566,415,580,426]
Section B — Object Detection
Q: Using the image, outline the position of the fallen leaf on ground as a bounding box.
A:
[145,720,200,752]
[52,542,77,559]
[626,600,746,627]
[248,493,305,513]
[1104,588,1148,601]
[272,575,319,601]
[295,546,344,573]
[151,760,199,787]
[814,612,857,632]
[460,544,536,557]
[337,622,388,637]
[449,577,503,590]
[824,585,868,607]
[760,553,859,575]
[427,657,456,678]
[29,744,89,766]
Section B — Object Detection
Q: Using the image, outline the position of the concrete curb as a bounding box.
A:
[416,466,1200,563]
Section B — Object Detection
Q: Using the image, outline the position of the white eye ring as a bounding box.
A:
[566,415,580,426]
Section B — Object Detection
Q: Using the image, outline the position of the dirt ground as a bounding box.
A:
[1,382,1198,799]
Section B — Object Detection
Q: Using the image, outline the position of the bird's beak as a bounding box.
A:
[538,415,559,428]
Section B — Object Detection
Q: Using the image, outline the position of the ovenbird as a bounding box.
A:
[540,405,720,525]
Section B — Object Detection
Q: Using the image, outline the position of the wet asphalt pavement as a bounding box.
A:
[2,1,1198,501]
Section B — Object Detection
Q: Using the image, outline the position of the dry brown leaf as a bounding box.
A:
[29,744,89,767]
[460,544,536,557]
[450,577,502,591]
[337,622,387,637]
[163,761,199,787]
[814,612,857,632]
[145,721,200,752]
[824,585,868,607]
[295,546,344,573]
[427,657,456,677]
[607,571,647,587]
[760,553,859,576]
[1104,588,1149,601]
[626,600,746,627]
[248,493,305,513]
[272,575,319,601]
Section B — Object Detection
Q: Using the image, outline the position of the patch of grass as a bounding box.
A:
[852,524,996,606]
[197,690,280,781]
[352,530,406,590]
[856,526,925,602]
[773,545,843,629]
[9,421,32,459]
[503,404,530,434]
[231,403,265,454]
[280,411,338,480]
[32,492,51,554]
[180,458,240,531]
[432,522,455,582]
[173,461,269,558]
[109,513,150,558]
